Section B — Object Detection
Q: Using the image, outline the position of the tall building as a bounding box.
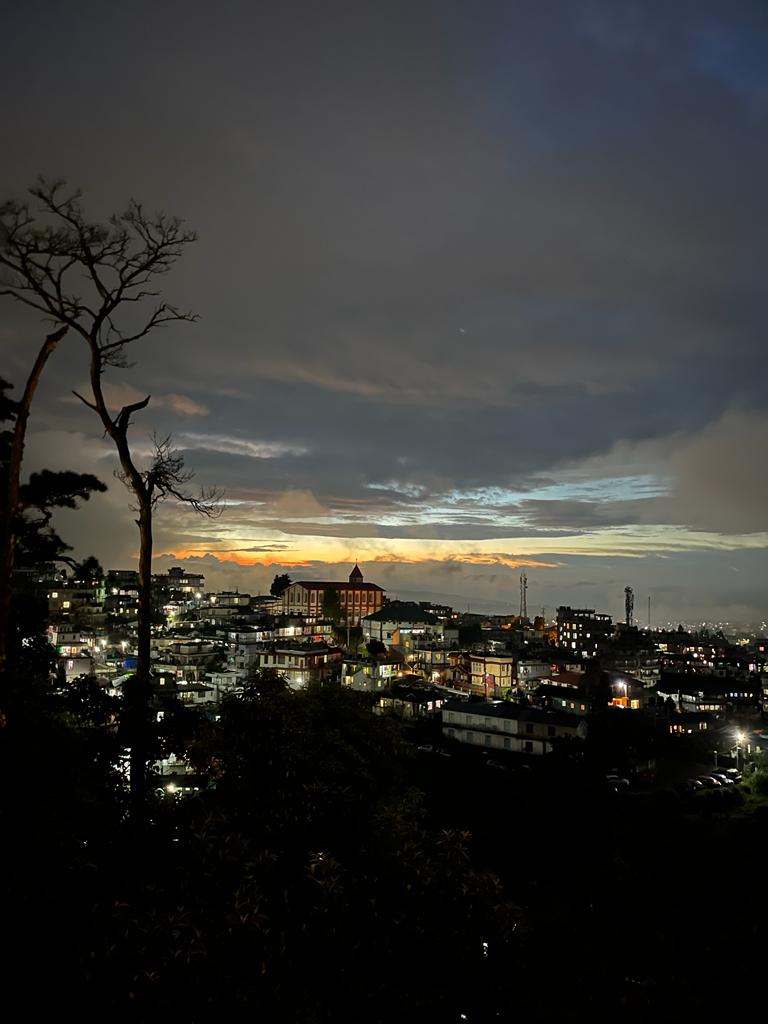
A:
[281,564,384,626]
[152,566,206,595]
[557,606,613,659]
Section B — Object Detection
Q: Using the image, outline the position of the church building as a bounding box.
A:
[281,564,385,625]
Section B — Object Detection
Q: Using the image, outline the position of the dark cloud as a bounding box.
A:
[3,1,767,618]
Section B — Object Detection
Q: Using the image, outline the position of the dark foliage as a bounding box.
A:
[270,573,291,597]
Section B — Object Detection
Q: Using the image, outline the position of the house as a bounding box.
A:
[377,679,447,718]
[667,710,714,734]
[281,564,384,625]
[343,652,402,691]
[441,698,587,755]
[48,624,92,657]
[152,566,206,595]
[515,658,552,689]
[253,640,342,689]
[59,654,95,681]
[205,669,247,700]
[533,682,589,715]
[469,653,516,697]
[654,672,759,715]
[361,601,440,650]
[176,680,216,705]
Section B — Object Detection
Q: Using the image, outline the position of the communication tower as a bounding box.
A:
[624,586,634,628]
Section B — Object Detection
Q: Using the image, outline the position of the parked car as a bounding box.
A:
[699,776,722,787]
[485,759,506,771]
[677,778,703,793]
[710,771,734,785]
[725,768,743,783]
[606,774,630,790]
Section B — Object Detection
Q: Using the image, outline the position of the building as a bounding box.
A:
[343,652,402,691]
[281,564,384,625]
[515,658,552,689]
[361,601,440,649]
[377,679,447,718]
[251,640,343,689]
[557,606,613,658]
[469,653,516,698]
[533,682,589,715]
[152,566,206,595]
[441,699,587,755]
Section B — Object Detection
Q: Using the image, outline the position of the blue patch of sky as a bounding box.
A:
[689,23,768,110]
[446,475,667,507]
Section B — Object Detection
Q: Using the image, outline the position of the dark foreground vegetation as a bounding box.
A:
[3,651,768,1023]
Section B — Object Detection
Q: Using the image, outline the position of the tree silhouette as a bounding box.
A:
[0,380,107,673]
[0,179,221,808]
[270,572,291,597]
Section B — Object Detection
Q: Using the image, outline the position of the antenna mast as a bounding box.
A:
[519,572,528,622]
[624,586,634,628]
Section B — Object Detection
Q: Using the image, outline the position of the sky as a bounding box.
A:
[2,0,768,624]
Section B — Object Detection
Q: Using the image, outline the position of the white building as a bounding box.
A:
[361,602,441,651]
[441,699,587,755]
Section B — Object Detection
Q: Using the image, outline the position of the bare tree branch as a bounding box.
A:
[1,178,210,813]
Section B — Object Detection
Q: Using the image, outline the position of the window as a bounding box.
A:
[503,737,511,749]
[547,726,555,737]
[525,723,533,734]
[484,735,492,747]
[524,741,533,753]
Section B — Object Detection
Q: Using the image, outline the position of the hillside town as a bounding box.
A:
[32,559,768,789]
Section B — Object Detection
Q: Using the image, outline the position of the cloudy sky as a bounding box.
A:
[3,1,768,623]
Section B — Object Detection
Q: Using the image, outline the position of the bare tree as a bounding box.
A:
[0,179,221,805]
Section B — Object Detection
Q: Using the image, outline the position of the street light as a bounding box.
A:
[733,729,747,770]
